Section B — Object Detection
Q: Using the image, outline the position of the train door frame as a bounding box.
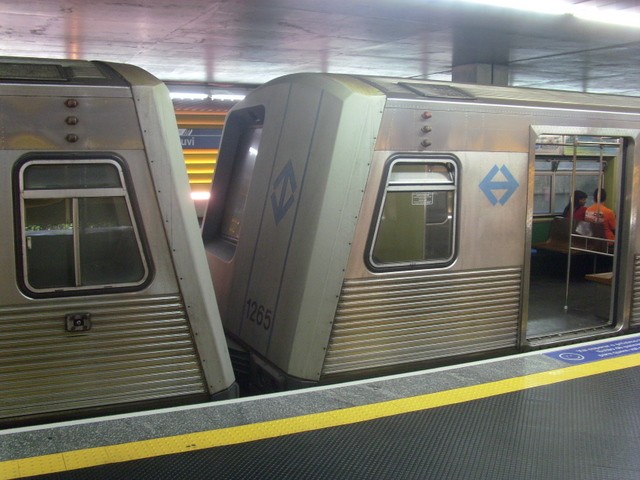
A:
[523,126,638,347]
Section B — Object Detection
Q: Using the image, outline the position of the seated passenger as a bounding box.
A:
[562,190,588,221]
[585,188,616,240]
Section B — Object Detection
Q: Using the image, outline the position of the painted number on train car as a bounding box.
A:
[245,299,273,330]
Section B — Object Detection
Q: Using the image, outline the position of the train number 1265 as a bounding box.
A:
[245,299,272,330]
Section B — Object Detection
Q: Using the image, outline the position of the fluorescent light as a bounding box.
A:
[459,0,571,15]
[191,191,210,201]
[169,92,245,101]
[572,5,640,28]
[210,94,246,101]
[169,92,209,100]
[458,0,640,28]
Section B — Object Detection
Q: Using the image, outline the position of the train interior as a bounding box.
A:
[527,134,621,341]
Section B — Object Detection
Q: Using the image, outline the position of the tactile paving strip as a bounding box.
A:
[19,365,640,480]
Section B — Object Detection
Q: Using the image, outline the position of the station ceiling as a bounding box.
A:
[2,0,640,96]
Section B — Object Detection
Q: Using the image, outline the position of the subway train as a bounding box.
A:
[202,72,640,391]
[3,57,640,427]
[0,57,236,428]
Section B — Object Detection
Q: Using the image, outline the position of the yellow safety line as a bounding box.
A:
[2,353,640,480]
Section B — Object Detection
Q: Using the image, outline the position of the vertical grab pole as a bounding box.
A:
[594,145,605,272]
[72,197,82,287]
[564,138,578,311]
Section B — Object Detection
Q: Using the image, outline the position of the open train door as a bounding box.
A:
[525,132,628,345]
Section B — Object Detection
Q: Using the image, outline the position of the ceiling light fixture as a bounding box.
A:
[169,92,246,101]
[191,191,211,201]
[572,5,640,28]
[169,92,209,100]
[210,94,246,101]
[460,0,570,15]
[458,0,640,28]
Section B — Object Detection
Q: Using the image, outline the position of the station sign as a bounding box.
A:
[178,128,222,149]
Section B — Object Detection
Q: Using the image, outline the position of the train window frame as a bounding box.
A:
[14,156,151,297]
[367,154,459,271]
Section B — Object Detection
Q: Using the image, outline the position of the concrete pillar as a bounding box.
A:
[452,26,510,86]
[452,63,509,86]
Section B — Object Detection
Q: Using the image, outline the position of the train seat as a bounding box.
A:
[533,217,609,255]
[532,217,577,254]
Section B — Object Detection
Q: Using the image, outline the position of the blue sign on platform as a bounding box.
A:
[545,337,640,364]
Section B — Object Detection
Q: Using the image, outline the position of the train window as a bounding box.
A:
[369,158,457,269]
[534,160,604,215]
[534,135,619,216]
[220,126,262,242]
[17,159,149,294]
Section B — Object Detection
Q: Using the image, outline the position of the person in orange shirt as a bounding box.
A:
[584,188,616,240]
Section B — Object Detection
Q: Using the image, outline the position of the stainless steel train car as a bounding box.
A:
[202,72,640,391]
[0,57,236,427]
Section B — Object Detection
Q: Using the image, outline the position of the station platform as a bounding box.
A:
[2,334,640,480]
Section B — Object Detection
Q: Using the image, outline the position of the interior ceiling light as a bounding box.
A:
[458,0,640,28]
